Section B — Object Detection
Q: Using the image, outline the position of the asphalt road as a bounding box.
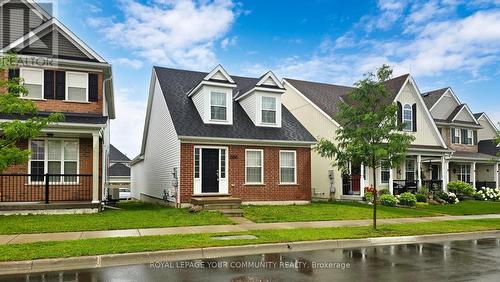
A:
[2,238,500,281]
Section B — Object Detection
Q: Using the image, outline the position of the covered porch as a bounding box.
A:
[0,121,105,208]
[342,146,451,198]
[447,152,500,190]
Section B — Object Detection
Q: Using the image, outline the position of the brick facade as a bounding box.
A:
[2,70,104,115]
[0,138,102,202]
[179,143,311,203]
[441,126,478,153]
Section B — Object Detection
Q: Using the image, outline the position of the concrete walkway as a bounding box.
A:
[1,214,500,245]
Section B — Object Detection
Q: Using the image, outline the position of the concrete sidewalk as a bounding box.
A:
[1,214,500,245]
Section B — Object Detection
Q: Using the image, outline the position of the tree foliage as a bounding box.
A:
[0,54,64,172]
[315,65,415,229]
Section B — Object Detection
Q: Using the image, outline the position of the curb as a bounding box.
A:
[1,230,499,276]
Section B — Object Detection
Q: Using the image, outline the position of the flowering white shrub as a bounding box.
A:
[474,187,500,201]
[436,191,459,204]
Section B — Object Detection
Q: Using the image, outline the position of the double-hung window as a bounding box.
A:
[261,96,277,124]
[458,164,471,183]
[381,162,390,184]
[29,139,79,183]
[403,104,413,131]
[210,92,227,121]
[466,130,473,145]
[405,159,416,181]
[452,128,460,144]
[245,149,263,184]
[20,68,43,99]
[66,72,88,102]
[280,151,296,184]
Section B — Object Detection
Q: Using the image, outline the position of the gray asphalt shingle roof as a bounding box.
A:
[109,163,130,177]
[153,66,316,143]
[0,112,108,124]
[451,151,499,161]
[109,145,131,162]
[284,74,410,121]
[421,87,449,109]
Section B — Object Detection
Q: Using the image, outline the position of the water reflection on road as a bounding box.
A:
[2,238,500,281]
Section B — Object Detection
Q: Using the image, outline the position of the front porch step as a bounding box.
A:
[217,209,244,217]
[191,196,243,217]
[340,195,363,202]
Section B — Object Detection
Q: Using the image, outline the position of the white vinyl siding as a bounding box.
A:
[280,150,296,184]
[131,75,180,200]
[66,71,88,102]
[245,149,263,184]
[20,68,43,99]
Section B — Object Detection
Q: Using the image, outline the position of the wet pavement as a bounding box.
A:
[2,238,500,281]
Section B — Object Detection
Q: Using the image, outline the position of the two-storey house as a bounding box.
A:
[422,88,499,190]
[0,0,114,212]
[282,74,451,200]
[131,65,315,210]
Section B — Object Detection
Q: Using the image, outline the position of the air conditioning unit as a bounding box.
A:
[108,187,120,200]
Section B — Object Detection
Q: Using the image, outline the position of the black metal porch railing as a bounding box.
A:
[421,180,443,192]
[0,174,93,203]
[393,180,419,195]
[475,182,497,189]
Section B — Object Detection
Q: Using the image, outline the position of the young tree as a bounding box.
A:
[316,65,415,229]
[0,54,63,172]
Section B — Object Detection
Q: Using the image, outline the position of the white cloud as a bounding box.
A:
[359,0,407,32]
[220,36,238,50]
[91,0,237,70]
[113,58,144,69]
[110,88,147,158]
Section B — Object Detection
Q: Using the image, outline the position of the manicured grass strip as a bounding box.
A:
[1,218,499,262]
[416,201,500,216]
[243,202,438,223]
[0,202,233,235]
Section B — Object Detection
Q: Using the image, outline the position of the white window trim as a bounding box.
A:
[403,104,413,131]
[245,149,264,185]
[381,162,390,184]
[467,129,474,145]
[405,159,416,180]
[209,91,229,122]
[279,150,297,185]
[28,138,80,185]
[65,71,89,102]
[458,164,471,183]
[19,67,45,100]
[261,96,278,125]
[453,128,461,144]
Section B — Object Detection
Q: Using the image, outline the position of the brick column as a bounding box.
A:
[92,132,100,203]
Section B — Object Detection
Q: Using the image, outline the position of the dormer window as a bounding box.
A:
[403,104,413,131]
[261,96,277,124]
[210,91,228,121]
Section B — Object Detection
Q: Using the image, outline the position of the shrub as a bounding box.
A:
[364,192,373,203]
[378,189,390,196]
[416,193,427,203]
[475,187,500,201]
[380,194,397,207]
[436,191,459,204]
[398,192,417,207]
[447,181,475,199]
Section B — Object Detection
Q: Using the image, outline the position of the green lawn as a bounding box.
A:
[416,200,500,215]
[0,202,233,235]
[243,202,438,223]
[1,218,499,262]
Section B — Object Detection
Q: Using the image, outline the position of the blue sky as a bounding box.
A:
[55,0,500,157]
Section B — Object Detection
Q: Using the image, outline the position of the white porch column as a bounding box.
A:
[417,155,422,189]
[471,162,476,190]
[441,156,448,191]
[495,163,499,189]
[389,167,394,195]
[360,163,365,196]
[92,132,100,203]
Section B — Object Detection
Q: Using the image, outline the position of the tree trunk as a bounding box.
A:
[372,162,378,230]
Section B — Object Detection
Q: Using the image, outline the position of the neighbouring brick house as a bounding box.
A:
[0,0,114,209]
[131,65,315,207]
